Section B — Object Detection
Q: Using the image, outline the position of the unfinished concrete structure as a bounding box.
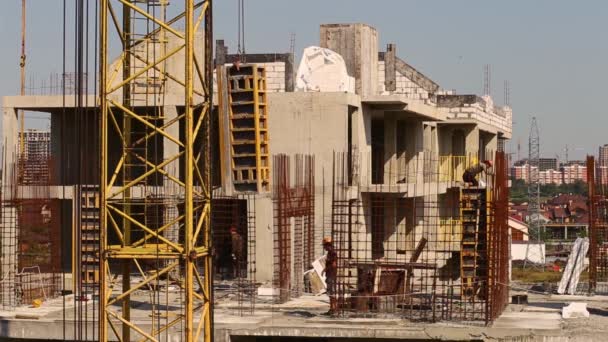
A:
[213,23,512,323]
[0,19,512,339]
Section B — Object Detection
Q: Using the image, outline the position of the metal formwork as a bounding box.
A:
[99,1,213,341]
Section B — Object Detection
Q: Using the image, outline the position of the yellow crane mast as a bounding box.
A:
[98,1,213,341]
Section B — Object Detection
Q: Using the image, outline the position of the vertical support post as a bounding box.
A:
[184,0,195,339]
[587,155,596,294]
[98,1,108,341]
[121,4,132,341]
[99,2,213,341]
[204,2,214,340]
[19,0,26,169]
[384,43,396,92]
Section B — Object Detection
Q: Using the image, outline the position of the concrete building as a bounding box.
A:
[18,129,50,159]
[599,144,608,167]
[511,163,587,185]
[1,22,513,331]
[539,158,558,172]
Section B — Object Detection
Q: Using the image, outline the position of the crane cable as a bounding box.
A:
[236,0,245,56]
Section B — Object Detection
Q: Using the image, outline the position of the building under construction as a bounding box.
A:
[0,2,512,340]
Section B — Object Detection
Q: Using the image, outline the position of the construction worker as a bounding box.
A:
[230,226,244,279]
[322,236,338,315]
[462,160,492,187]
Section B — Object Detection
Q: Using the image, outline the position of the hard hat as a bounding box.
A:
[229,226,238,233]
[484,160,493,167]
[322,236,333,245]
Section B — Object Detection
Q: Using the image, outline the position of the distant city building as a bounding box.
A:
[18,129,50,159]
[598,166,608,185]
[17,129,51,185]
[561,163,587,184]
[511,162,587,185]
[538,158,558,171]
[599,144,608,167]
[560,160,585,167]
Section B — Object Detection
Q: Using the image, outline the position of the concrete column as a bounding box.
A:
[255,196,274,282]
[384,44,396,92]
[2,106,18,187]
[404,121,423,183]
[215,67,234,196]
[383,198,395,259]
[320,23,378,97]
[465,126,480,157]
[215,39,227,66]
[358,105,373,185]
[384,114,397,184]
[486,132,498,155]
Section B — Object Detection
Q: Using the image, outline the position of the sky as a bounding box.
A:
[1,0,607,161]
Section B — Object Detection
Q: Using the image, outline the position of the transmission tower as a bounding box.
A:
[504,80,510,107]
[483,64,491,96]
[524,117,545,268]
[289,32,296,58]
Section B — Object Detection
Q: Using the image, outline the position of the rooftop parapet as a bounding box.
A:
[437,94,512,138]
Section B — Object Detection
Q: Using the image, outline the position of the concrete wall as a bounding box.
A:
[107,31,206,105]
[439,95,512,139]
[251,92,361,282]
[253,195,274,283]
[1,104,18,187]
[262,62,287,92]
[268,92,360,181]
[320,24,378,97]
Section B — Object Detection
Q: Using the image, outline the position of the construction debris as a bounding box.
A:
[562,302,590,319]
[558,237,589,295]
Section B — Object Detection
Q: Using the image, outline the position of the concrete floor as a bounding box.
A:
[1,290,608,341]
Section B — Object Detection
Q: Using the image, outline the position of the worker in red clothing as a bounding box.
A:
[462,160,492,187]
[322,236,338,315]
[230,226,244,279]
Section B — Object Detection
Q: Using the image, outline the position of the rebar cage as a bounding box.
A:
[330,151,508,324]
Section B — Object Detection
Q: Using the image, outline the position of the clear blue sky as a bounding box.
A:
[1,0,607,160]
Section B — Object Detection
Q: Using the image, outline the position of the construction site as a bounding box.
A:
[1,1,608,342]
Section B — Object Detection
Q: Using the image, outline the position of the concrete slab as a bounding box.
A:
[492,311,562,330]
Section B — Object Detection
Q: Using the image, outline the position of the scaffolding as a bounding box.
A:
[330,150,508,324]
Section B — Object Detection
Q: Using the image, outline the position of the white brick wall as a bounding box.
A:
[260,62,286,93]
[212,61,287,94]
[377,61,430,100]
